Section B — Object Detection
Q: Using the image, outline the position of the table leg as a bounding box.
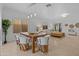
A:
[32,37,36,53]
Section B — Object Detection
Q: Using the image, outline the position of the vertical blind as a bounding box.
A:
[12,18,28,33]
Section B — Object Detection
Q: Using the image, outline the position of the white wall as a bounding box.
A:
[0,4,2,46]
[2,6,28,42]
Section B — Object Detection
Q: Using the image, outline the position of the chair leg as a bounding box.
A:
[44,45,48,53]
[19,44,23,51]
[25,44,29,50]
[19,44,29,51]
[40,45,48,53]
[37,44,41,52]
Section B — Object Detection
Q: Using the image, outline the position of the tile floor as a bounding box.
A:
[0,36,79,56]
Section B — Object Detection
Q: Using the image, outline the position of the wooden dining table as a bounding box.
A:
[20,32,47,53]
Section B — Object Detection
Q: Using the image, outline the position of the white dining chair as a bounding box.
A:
[37,35,50,53]
[19,35,29,44]
[18,34,32,51]
[14,33,20,45]
[20,32,32,47]
[14,32,32,51]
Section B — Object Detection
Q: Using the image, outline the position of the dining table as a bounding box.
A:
[20,32,47,53]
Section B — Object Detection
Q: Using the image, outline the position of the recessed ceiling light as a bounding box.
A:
[27,16,30,19]
[61,13,69,18]
[30,14,32,17]
[34,13,37,16]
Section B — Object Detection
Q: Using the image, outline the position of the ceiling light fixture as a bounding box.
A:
[27,16,30,19]
[30,14,33,17]
[27,13,37,18]
[34,13,37,16]
[46,4,52,7]
[61,13,69,18]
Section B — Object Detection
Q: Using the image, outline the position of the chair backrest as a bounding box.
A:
[39,35,50,45]
[20,32,29,35]
[14,33,20,40]
[44,35,50,38]
[14,33,20,44]
[18,34,29,44]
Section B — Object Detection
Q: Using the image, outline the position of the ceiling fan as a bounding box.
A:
[28,3,52,8]
[29,3,36,7]
[46,4,52,7]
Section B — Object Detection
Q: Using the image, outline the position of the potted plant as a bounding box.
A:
[2,19,11,44]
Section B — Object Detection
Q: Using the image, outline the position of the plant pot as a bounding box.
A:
[4,41,7,44]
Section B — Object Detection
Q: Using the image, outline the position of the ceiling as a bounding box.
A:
[3,3,79,13]
[2,3,54,13]
[2,3,79,20]
[3,3,34,12]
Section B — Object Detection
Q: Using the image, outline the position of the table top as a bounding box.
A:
[20,32,47,38]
